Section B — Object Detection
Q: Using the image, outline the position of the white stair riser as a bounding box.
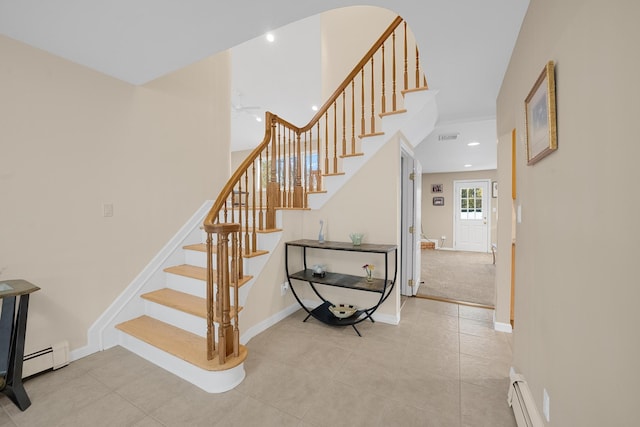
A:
[166,274,206,298]
[184,250,208,267]
[144,300,208,338]
[183,250,250,271]
[165,273,248,302]
[117,331,245,393]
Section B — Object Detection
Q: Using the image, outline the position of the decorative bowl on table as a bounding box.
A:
[329,303,358,319]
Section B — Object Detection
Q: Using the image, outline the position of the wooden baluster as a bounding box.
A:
[341,91,346,156]
[392,30,397,111]
[381,43,386,114]
[303,131,308,207]
[403,21,408,91]
[333,101,338,173]
[206,231,215,360]
[315,123,322,191]
[361,68,366,135]
[232,229,239,357]
[370,57,376,134]
[259,151,264,230]
[415,46,420,89]
[266,116,278,229]
[324,112,329,174]
[244,171,250,256]
[294,131,303,208]
[252,162,257,250]
[351,80,356,153]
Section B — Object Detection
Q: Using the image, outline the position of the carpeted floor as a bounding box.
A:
[417,249,495,306]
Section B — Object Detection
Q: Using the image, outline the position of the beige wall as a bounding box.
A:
[421,170,497,249]
[320,6,397,100]
[0,35,231,354]
[497,0,640,425]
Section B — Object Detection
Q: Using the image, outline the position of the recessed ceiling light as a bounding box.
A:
[265,33,275,43]
[464,164,472,168]
[255,116,262,122]
[311,105,319,111]
[467,141,480,146]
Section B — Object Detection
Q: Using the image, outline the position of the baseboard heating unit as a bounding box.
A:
[508,369,544,427]
[22,341,69,378]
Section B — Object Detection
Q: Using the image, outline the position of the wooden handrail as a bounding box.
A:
[201,15,428,362]
[299,16,403,133]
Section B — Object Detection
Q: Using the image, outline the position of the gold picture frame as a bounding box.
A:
[525,61,557,165]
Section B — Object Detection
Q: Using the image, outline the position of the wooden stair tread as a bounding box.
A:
[379,108,407,117]
[163,264,252,287]
[141,288,242,320]
[401,86,429,95]
[183,243,268,258]
[359,131,385,138]
[116,315,247,371]
[339,152,364,158]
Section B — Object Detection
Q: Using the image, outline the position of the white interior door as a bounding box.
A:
[400,148,419,296]
[454,180,490,252]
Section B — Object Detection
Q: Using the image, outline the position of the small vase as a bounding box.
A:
[366,275,373,282]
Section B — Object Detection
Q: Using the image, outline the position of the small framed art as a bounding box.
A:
[525,60,557,165]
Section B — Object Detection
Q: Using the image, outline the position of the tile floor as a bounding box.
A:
[0,298,516,426]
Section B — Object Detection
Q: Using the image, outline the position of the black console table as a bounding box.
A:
[0,279,40,411]
[285,239,397,336]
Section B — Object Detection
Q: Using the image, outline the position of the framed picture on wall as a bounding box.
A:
[431,184,443,193]
[433,197,444,206]
[525,60,557,165]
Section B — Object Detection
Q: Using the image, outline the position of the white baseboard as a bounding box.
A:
[240,302,302,345]
[494,322,512,333]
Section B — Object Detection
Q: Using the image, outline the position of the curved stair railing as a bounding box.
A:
[202,15,428,361]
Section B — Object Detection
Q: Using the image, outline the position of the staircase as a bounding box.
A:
[99,15,437,393]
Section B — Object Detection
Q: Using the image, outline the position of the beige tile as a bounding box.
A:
[86,350,162,390]
[53,392,146,427]
[131,416,166,427]
[217,395,300,427]
[416,310,459,333]
[303,380,387,426]
[459,317,505,339]
[150,387,245,426]
[459,305,494,322]
[334,352,404,398]
[411,297,460,317]
[0,406,17,427]
[254,367,328,419]
[235,352,290,399]
[461,381,517,427]
[114,364,195,413]
[403,340,460,380]
[2,373,111,427]
[292,339,352,379]
[459,332,512,364]
[377,399,461,427]
[389,368,461,416]
[409,321,460,354]
[460,353,511,388]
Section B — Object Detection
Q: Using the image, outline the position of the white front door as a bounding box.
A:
[454,180,490,252]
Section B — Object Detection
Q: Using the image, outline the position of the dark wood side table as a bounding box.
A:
[0,279,40,411]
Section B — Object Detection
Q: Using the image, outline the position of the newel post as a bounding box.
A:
[204,222,241,363]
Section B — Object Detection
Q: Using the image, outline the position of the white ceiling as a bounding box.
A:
[0,0,530,173]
